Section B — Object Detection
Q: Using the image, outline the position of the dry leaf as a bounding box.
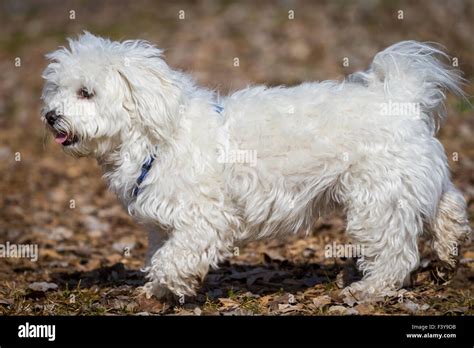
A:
[312,295,332,308]
[402,299,420,313]
[28,282,58,292]
[41,249,62,260]
[277,303,301,313]
[342,293,358,307]
[263,250,286,262]
[0,298,13,306]
[345,308,359,315]
[328,305,348,314]
[353,303,375,314]
[218,298,240,309]
[137,295,164,313]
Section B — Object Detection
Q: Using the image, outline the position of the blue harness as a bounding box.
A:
[132,156,155,197]
[213,104,224,114]
[132,103,223,198]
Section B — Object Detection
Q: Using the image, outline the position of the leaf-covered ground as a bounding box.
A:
[0,0,473,315]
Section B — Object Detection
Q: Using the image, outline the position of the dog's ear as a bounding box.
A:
[117,41,183,143]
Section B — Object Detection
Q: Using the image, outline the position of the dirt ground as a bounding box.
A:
[0,0,472,315]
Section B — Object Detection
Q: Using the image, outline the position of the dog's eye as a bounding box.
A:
[78,87,94,99]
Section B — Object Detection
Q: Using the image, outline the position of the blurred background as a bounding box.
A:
[0,0,472,315]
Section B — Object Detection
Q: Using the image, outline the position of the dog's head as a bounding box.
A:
[41,32,183,157]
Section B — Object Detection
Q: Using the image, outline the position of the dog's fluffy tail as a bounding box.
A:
[352,41,466,128]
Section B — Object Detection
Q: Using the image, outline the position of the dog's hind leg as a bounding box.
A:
[428,183,470,268]
[341,171,424,299]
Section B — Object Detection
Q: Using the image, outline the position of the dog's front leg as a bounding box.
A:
[142,217,234,300]
[145,227,168,268]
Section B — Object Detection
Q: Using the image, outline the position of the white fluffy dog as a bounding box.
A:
[41,32,470,300]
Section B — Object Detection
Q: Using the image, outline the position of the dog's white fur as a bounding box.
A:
[41,32,471,299]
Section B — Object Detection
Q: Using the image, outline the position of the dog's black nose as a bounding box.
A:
[45,110,59,126]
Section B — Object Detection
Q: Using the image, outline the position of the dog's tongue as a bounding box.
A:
[54,133,68,144]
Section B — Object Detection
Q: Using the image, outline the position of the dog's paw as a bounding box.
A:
[139,281,174,300]
[341,280,399,304]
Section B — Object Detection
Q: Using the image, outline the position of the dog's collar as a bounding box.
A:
[132,155,155,198]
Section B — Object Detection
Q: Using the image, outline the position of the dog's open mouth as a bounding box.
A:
[53,131,78,146]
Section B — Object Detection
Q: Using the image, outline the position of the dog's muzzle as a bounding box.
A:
[44,110,78,146]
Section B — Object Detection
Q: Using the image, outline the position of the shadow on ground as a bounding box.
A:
[50,258,360,298]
